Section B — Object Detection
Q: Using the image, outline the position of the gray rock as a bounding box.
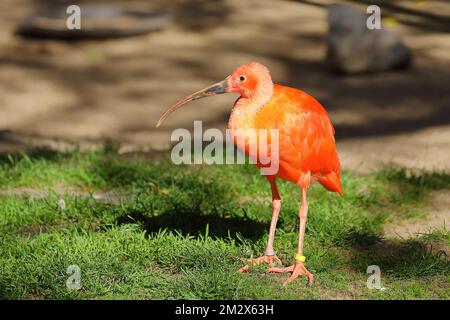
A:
[326,4,411,73]
[17,4,172,40]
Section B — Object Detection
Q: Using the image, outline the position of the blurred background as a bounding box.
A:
[0,0,449,173]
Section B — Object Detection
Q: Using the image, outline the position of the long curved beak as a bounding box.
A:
[156,76,230,128]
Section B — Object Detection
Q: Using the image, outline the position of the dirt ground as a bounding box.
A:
[383,190,449,238]
[0,0,449,235]
[1,0,450,170]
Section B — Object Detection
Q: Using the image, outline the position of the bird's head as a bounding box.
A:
[228,62,272,98]
[156,62,272,127]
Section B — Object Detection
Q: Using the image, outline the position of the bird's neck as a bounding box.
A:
[228,83,274,132]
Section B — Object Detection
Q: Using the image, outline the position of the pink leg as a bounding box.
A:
[268,187,314,285]
[239,176,283,272]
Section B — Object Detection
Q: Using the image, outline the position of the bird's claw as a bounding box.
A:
[267,261,314,286]
[238,255,283,272]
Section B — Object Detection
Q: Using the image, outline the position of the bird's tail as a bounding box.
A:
[318,171,343,196]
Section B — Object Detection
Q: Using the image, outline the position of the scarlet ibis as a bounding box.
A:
[157,62,342,285]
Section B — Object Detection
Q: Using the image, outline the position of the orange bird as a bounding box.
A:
[157,62,342,285]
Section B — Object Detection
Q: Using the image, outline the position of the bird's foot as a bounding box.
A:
[267,262,314,286]
[238,255,283,272]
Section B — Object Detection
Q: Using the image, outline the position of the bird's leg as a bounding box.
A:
[268,188,314,286]
[239,177,283,272]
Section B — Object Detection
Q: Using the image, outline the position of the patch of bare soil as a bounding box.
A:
[0,0,449,173]
[384,190,450,239]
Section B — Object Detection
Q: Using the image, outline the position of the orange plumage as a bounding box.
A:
[258,85,342,194]
[227,66,342,195]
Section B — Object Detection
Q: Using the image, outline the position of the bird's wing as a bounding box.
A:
[260,85,341,188]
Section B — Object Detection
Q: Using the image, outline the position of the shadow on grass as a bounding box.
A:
[0,141,170,188]
[116,209,268,241]
[380,167,450,192]
[0,146,61,164]
[344,230,449,279]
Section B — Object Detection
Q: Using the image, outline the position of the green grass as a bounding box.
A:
[0,147,448,299]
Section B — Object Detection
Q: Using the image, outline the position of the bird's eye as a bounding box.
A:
[239,75,246,82]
